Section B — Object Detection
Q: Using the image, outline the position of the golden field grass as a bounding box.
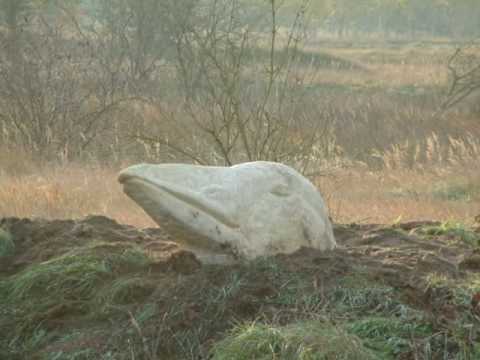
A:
[0,160,478,227]
[310,63,446,89]
[318,165,480,224]
[0,44,478,227]
[310,45,452,86]
[0,162,156,228]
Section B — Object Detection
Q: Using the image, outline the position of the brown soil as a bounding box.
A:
[1,216,479,359]
[0,215,200,275]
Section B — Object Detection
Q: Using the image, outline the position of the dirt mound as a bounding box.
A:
[0,216,199,276]
[1,217,479,359]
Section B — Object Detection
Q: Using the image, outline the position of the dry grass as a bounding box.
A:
[318,165,480,224]
[0,159,478,227]
[310,45,451,87]
[0,44,478,227]
[311,63,446,88]
[0,163,155,228]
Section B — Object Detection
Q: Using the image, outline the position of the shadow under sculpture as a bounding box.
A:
[119,161,336,263]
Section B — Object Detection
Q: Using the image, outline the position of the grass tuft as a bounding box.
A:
[1,245,151,341]
[10,247,149,301]
[416,222,479,246]
[7,253,111,302]
[210,321,379,360]
[328,274,402,316]
[95,276,157,308]
[426,273,480,307]
[431,182,480,202]
[347,316,433,358]
[0,227,14,257]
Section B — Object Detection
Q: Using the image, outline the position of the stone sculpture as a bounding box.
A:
[118,161,336,263]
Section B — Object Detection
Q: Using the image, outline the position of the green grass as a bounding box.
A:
[416,222,479,246]
[426,273,480,307]
[6,246,149,302]
[2,235,479,359]
[324,274,442,359]
[210,321,380,360]
[95,276,157,306]
[39,329,107,360]
[431,182,480,202]
[47,348,97,360]
[389,181,480,204]
[4,327,58,359]
[347,317,433,359]
[0,227,14,257]
[0,244,151,350]
[327,273,404,316]
[8,253,110,301]
[423,272,480,359]
[207,268,437,359]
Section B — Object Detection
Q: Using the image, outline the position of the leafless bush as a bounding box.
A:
[442,40,480,112]
[0,1,478,172]
[0,10,131,162]
[134,0,337,174]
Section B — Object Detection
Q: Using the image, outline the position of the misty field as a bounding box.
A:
[1,41,479,359]
[1,43,479,226]
[0,160,479,227]
[1,1,480,359]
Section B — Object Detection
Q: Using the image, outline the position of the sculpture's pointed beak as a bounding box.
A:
[119,169,238,229]
[118,164,242,258]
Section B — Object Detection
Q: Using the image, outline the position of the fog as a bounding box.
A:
[0,0,479,170]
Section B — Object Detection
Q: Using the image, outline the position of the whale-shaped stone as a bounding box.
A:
[118,161,336,263]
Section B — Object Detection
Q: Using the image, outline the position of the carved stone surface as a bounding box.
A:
[119,161,336,262]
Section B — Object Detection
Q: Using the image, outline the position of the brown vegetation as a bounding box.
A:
[1,163,479,227]
[1,2,480,359]
[1,216,479,359]
[0,39,479,225]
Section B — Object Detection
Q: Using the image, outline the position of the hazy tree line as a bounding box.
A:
[0,0,478,170]
[303,0,480,39]
[85,0,480,39]
[0,0,330,169]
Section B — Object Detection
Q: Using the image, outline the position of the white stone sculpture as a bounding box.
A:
[118,161,336,263]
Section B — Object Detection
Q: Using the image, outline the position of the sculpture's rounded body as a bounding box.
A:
[119,161,336,262]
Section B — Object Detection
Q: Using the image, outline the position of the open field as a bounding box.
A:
[1,42,478,225]
[1,39,479,359]
[0,162,479,227]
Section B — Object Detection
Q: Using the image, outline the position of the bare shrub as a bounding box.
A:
[0,9,130,162]
[134,0,337,174]
[0,1,478,173]
[442,40,480,112]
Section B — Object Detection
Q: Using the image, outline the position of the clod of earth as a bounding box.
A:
[1,217,479,359]
[0,217,479,359]
[118,161,336,263]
